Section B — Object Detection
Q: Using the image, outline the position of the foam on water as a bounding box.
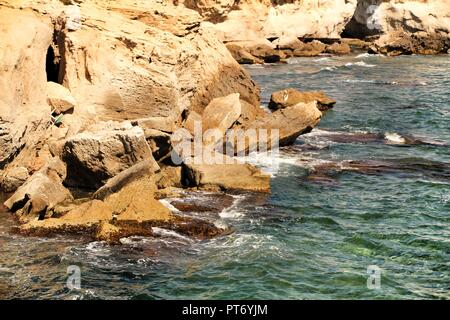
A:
[384,132,407,144]
[159,199,181,213]
[152,227,193,242]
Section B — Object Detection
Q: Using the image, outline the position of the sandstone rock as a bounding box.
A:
[225,43,263,64]
[344,0,449,54]
[184,160,270,193]
[247,43,283,63]
[326,42,351,55]
[46,82,77,115]
[201,93,242,145]
[94,221,122,242]
[254,101,322,146]
[293,40,327,57]
[183,110,203,134]
[20,177,172,235]
[0,7,53,168]
[62,125,157,189]
[268,89,336,112]
[4,171,73,220]
[93,160,159,200]
[0,166,29,193]
[155,166,183,190]
[54,0,259,120]
[273,36,304,51]
[104,177,172,222]
[340,38,371,50]
[371,31,450,56]
[186,0,358,41]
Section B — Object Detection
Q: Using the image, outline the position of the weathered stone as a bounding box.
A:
[225,43,263,64]
[268,88,336,112]
[183,110,203,134]
[93,160,159,200]
[255,101,322,146]
[0,7,53,168]
[0,166,29,193]
[155,166,183,190]
[183,157,270,192]
[293,40,327,57]
[4,171,73,220]
[326,42,351,55]
[62,125,156,189]
[201,93,242,145]
[46,82,77,115]
[273,36,304,51]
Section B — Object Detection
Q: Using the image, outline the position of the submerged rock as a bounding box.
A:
[268,88,336,112]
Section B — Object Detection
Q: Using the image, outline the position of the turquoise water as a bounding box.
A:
[0,54,449,299]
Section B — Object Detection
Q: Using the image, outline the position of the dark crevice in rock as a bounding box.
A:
[46,45,61,83]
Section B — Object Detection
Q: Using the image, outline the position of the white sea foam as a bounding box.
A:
[355,53,371,59]
[345,61,376,68]
[219,194,246,219]
[320,66,337,71]
[152,227,193,242]
[314,57,331,62]
[159,199,181,213]
[384,132,406,144]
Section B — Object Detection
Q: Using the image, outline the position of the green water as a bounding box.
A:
[0,54,449,299]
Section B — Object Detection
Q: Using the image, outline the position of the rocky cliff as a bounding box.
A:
[175,0,450,54]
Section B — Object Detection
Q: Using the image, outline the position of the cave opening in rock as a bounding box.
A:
[46,45,61,83]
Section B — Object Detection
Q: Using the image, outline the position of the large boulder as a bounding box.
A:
[293,40,327,57]
[254,101,322,146]
[4,170,73,221]
[62,124,158,189]
[326,42,351,55]
[46,81,77,115]
[268,88,336,112]
[225,43,263,64]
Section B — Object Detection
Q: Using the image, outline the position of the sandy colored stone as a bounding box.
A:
[201,93,242,145]
[326,42,351,55]
[268,89,336,111]
[0,166,29,193]
[184,159,270,193]
[46,82,77,115]
[4,171,73,220]
[62,125,156,189]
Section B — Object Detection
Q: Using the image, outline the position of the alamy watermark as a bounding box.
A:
[67,265,81,290]
[367,265,382,290]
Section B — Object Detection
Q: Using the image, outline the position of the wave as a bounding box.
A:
[159,199,181,213]
[219,194,246,219]
[384,132,407,144]
[345,61,376,68]
[152,227,193,242]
